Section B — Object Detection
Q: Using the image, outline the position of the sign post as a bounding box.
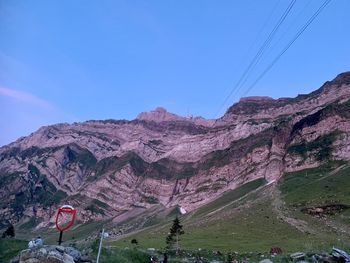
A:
[96,228,105,263]
[55,205,76,245]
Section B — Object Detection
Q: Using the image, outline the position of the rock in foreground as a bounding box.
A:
[11,245,93,263]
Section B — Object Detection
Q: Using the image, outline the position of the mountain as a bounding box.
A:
[1,72,350,233]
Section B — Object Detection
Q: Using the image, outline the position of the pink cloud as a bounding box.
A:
[0,86,54,109]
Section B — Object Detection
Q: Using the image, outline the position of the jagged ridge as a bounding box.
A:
[1,72,350,229]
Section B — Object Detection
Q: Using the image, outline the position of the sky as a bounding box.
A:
[0,0,349,146]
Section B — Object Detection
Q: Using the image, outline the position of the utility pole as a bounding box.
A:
[96,228,105,263]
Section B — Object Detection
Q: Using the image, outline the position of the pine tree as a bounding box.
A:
[166,216,184,254]
[2,224,15,238]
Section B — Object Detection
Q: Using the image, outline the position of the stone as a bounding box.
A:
[48,250,62,259]
[332,247,350,262]
[55,246,65,253]
[18,245,82,263]
[290,252,306,261]
[259,259,274,263]
[62,254,74,263]
[64,247,82,261]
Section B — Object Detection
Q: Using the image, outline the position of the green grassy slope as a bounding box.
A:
[112,162,350,252]
[280,161,350,233]
[281,161,350,208]
[0,239,27,262]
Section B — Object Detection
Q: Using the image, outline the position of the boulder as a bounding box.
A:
[16,245,90,263]
[290,252,306,261]
[19,247,74,263]
[332,247,350,263]
[65,247,82,261]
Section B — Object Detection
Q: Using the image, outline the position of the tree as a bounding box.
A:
[131,238,138,246]
[2,224,15,238]
[166,216,184,254]
[226,253,233,263]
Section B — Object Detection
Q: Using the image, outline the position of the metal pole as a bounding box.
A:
[58,231,63,245]
[96,228,104,263]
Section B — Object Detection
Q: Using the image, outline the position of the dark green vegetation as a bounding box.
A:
[143,195,159,204]
[19,217,42,230]
[86,199,111,215]
[201,129,273,170]
[166,216,184,250]
[91,240,150,263]
[291,99,350,136]
[88,139,270,182]
[0,163,68,222]
[2,224,15,238]
[287,131,341,161]
[112,162,350,253]
[63,145,97,168]
[148,139,163,145]
[0,238,27,262]
[87,152,197,182]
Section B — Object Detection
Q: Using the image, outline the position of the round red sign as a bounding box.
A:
[55,205,76,232]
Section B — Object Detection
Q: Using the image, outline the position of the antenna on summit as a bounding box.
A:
[187,107,193,119]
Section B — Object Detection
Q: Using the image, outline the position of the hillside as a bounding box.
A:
[1,71,350,238]
[112,161,350,252]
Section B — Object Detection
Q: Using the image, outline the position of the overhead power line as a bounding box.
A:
[265,0,313,59]
[214,0,296,118]
[216,0,281,106]
[241,0,332,97]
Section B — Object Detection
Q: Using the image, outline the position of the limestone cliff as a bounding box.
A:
[1,72,350,229]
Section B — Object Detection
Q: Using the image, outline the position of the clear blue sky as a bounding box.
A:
[0,0,349,146]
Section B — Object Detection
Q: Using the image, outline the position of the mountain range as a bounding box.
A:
[1,71,350,235]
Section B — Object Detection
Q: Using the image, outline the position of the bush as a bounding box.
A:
[2,224,15,238]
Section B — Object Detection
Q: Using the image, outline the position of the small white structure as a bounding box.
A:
[179,206,187,214]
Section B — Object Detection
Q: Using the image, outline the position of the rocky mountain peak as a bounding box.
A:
[331,71,350,84]
[154,106,167,113]
[136,107,183,122]
[238,96,275,103]
[136,107,214,126]
[222,72,350,120]
[225,95,289,116]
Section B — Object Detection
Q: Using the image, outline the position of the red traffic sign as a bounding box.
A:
[55,205,76,232]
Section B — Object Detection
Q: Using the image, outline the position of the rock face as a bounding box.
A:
[1,72,350,227]
[16,245,88,263]
[137,107,214,127]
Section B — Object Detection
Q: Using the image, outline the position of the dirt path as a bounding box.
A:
[270,184,315,234]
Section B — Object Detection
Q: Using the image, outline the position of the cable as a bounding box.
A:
[214,0,281,107]
[266,0,313,59]
[241,0,332,97]
[214,0,296,118]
